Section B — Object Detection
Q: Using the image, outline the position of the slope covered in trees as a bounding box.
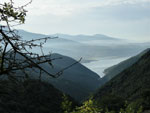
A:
[12,52,101,102]
[94,49,150,111]
[45,53,101,102]
[0,79,74,113]
[100,48,150,85]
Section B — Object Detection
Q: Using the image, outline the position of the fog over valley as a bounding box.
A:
[18,30,150,77]
[1,0,150,112]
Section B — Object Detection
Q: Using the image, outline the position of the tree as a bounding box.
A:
[0,0,81,80]
[0,0,56,78]
[0,1,82,112]
[72,99,102,113]
[61,94,73,113]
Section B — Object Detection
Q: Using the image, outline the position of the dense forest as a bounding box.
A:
[93,49,150,112]
[0,49,150,113]
[0,1,150,113]
[0,79,65,113]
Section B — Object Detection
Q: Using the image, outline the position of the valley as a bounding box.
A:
[0,1,150,112]
[18,30,150,77]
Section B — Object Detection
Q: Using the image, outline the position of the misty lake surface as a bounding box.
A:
[82,57,129,77]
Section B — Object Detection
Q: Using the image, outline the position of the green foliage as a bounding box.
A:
[141,89,150,109]
[94,50,150,111]
[66,98,143,113]
[0,2,26,23]
[71,99,102,113]
[99,94,125,112]
[119,102,143,113]
[61,94,73,113]
[0,79,64,113]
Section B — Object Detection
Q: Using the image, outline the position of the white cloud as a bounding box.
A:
[26,0,150,16]
[1,0,150,16]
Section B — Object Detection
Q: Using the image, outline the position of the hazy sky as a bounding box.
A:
[2,0,150,41]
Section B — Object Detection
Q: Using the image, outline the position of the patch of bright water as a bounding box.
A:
[82,57,130,78]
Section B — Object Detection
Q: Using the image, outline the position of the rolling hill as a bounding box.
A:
[94,48,150,111]
[17,30,150,63]
[8,52,101,102]
[36,53,101,102]
[100,48,150,85]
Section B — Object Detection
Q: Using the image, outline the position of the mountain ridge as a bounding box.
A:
[100,48,150,85]
[40,53,101,102]
[5,51,101,102]
[94,48,150,111]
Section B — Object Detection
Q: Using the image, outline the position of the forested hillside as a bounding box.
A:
[0,1,150,113]
[0,79,77,113]
[8,52,100,102]
[101,48,150,84]
[94,49,150,111]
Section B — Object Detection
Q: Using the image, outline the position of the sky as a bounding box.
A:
[1,0,150,42]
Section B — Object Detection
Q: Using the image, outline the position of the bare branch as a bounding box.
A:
[55,58,82,78]
[0,42,8,72]
[0,0,81,80]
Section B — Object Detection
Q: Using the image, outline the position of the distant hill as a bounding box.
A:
[10,52,101,102]
[100,48,150,85]
[17,30,150,62]
[38,53,101,102]
[17,29,48,40]
[94,49,150,111]
[52,33,120,42]
[17,29,79,44]
[18,30,120,41]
